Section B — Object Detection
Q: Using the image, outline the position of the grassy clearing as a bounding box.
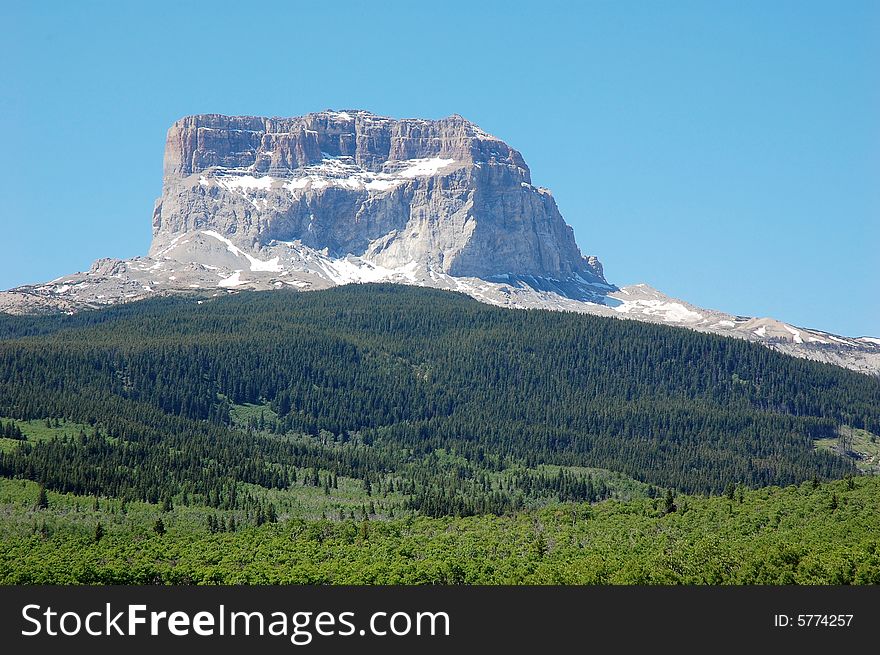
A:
[815,426,880,474]
[0,417,95,443]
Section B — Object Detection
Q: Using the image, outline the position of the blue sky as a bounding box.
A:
[2,0,878,336]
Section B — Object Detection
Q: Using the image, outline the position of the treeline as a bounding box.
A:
[0,420,24,440]
[0,285,877,513]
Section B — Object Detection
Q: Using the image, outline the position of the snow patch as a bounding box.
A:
[155,234,187,258]
[612,299,703,323]
[782,325,803,344]
[201,230,283,272]
[396,157,456,178]
[279,156,456,195]
[217,270,245,288]
[215,175,274,191]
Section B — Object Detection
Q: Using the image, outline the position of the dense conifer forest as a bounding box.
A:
[1,286,877,506]
[0,285,878,583]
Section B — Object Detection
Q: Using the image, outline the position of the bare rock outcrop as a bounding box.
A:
[150,110,605,283]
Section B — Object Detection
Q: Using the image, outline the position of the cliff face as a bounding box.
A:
[3,109,877,376]
[150,110,605,282]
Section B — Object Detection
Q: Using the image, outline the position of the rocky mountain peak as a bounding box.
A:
[152,110,602,282]
[2,109,877,376]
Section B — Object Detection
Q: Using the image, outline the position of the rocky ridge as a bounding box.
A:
[1,110,877,375]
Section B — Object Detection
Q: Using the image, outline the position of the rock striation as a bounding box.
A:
[150,110,605,284]
[1,109,878,376]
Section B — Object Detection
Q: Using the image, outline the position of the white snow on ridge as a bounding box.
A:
[783,324,804,344]
[754,326,767,338]
[858,337,880,345]
[248,256,281,272]
[215,175,275,191]
[207,156,458,198]
[272,241,421,285]
[397,158,456,178]
[323,111,353,121]
[217,270,245,288]
[154,233,188,258]
[202,230,247,258]
[364,179,398,192]
[612,299,703,323]
[713,320,736,328]
[201,231,283,273]
[320,258,420,285]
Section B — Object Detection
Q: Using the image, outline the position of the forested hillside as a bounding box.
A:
[0,285,877,522]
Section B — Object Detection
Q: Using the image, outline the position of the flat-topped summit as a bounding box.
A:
[152,110,604,282]
[1,109,877,375]
[163,110,509,178]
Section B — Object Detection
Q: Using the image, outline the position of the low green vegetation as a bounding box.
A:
[1,286,878,585]
[815,426,880,473]
[1,476,876,584]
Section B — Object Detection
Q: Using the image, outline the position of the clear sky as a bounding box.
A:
[2,0,878,336]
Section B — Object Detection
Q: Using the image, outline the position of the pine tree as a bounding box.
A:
[36,485,48,510]
[153,518,166,536]
[664,489,676,514]
[94,522,104,542]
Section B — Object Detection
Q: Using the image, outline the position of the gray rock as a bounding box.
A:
[151,110,605,282]
[1,109,877,376]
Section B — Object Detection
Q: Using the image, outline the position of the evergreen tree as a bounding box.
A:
[664,489,676,514]
[725,483,735,501]
[36,485,48,510]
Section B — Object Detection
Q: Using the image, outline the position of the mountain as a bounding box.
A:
[1,109,877,374]
[3,285,878,501]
